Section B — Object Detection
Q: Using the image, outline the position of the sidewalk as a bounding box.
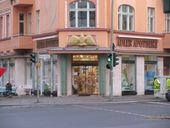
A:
[0,95,166,106]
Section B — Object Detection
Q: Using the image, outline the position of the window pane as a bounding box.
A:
[70,11,75,27]
[89,2,95,8]
[78,11,87,27]
[122,15,127,30]
[150,18,153,32]
[28,13,32,34]
[118,14,121,30]
[19,14,24,35]
[122,5,127,12]
[0,17,2,38]
[122,63,136,91]
[167,20,170,32]
[129,15,133,31]
[19,13,24,21]
[69,2,76,9]
[90,11,96,27]
[78,1,87,8]
[129,7,133,13]
[20,23,24,35]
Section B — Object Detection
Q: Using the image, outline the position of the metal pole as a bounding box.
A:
[109,0,114,99]
[36,52,40,103]
[50,55,53,95]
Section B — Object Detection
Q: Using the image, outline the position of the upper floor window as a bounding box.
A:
[69,0,96,28]
[19,13,24,35]
[27,13,32,34]
[36,10,40,33]
[6,15,10,37]
[0,17,2,38]
[165,13,170,33]
[148,7,155,32]
[118,5,134,31]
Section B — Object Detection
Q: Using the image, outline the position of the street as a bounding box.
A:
[0,101,170,128]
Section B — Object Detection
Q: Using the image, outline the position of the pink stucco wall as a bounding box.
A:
[0,0,167,52]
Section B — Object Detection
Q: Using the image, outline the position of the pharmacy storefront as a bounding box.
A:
[116,34,164,95]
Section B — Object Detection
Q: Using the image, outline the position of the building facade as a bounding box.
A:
[0,0,170,96]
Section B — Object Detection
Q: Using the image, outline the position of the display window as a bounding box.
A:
[144,56,157,92]
[122,56,136,93]
[164,57,170,76]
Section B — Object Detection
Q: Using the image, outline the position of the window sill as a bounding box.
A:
[0,37,11,41]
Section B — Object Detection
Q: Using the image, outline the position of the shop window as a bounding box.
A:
[69,0,96,28]
[144,56,157,93]
[118,5,134,31]
[164,57,170,75]
[122,56,136,94]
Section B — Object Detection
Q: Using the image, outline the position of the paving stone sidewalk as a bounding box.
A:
[0,95,166,106]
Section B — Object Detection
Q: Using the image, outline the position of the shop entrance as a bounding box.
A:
[72,55,99,95]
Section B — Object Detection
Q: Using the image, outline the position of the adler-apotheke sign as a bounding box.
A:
[117,37,158,48]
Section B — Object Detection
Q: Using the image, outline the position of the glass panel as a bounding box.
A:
[118,14,121,30]
[78,1,87,8]
[167,20,170,32]
[28,13,32,34]
[73,66,99,95]
[19,13,24,35]
[150,18,154,32]
[122,15,127,30]
[122,56,136,91]
[19,22,24,35]
[129,15,133,31]
[69,11,75,27]
[19,13,24,21]
[78,11,87,27]
[122,5,127,12]
[129,7,133,13]
[122,63,136,91]
[150,8,154,16]
[69,2,76,9]
[145,64,156,91]
[90,11,96,27]
[89,2,95,8]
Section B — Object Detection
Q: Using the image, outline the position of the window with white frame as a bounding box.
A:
[69,0,96,28]
[148,7,155,32]
[36,10,40,33]
[165,13,170,33]
[118,5,134,31]
[0,16,2,38]
[19,13,24,35]
[27,13,32,34]
[6,15,10,37]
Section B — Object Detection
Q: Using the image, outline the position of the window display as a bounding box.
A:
[73,66,98,95]
[122,56,136,92]
[145,56,157,92]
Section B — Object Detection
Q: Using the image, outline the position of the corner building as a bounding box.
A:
[0,0,169,96]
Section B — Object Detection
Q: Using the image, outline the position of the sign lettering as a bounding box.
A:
[117,37,158,48]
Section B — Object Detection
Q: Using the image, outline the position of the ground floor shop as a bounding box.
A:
[0,54,167,96]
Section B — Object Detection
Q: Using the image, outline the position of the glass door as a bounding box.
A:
[72,66,98,95]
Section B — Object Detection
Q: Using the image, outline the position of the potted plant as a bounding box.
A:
[43,84,51,96]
